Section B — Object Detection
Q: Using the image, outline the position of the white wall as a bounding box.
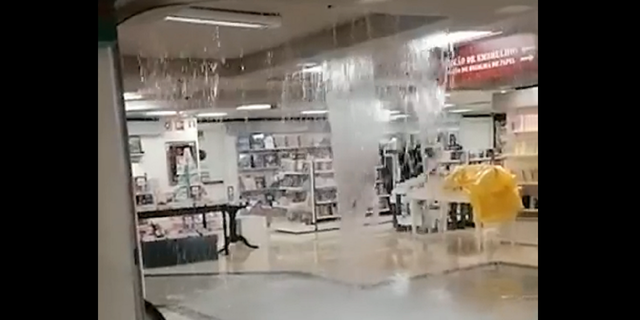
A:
[459,116,494,151]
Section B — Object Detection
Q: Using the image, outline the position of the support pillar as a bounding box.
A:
[98,1,145,319]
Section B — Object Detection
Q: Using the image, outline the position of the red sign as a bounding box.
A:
[447,34,537,89]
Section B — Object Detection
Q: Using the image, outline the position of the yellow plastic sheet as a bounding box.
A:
[443,165,521,224]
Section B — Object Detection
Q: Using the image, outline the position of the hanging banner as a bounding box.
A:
[447,33,537,89]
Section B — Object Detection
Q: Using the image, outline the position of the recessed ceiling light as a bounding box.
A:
[390,114,409,120]
[197,112,228,117]
[416,31,501,50]
[301,110,328,115]
[301,65,323,73]
[164,7,281,29]
[500,90,508,94]
[448,109,473,113]
[164,16,268,29]
[444,103,455,108]
[124,92,143,101]
[299,62,318,68]
[145,110,177,116]
[236,104,272,110]
[496,5,532,15]
[387,110,401,115]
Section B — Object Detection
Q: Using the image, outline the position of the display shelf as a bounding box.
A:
[315,185,337,190]
[316,215,341,221]
[252,136,395,233]
[237,145,331,153]
[316,200,337,205]
[500,88,538,224]
[238,167,280,173]
[281,171,309,175]
[281,186,307,192]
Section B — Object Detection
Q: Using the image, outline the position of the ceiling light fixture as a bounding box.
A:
[301,65,323,73]
[299,62,318,68]
[236,104,272,111]
[165,7,282,29]
[197,112,228,117]
[301,110,328,115]
[164,16,268,29]
[387,110,401,115]
[390,114,410,120]
[414,30,501,50]
[124,92,143,101]
[448,109,473,114]
[145,110,177,116]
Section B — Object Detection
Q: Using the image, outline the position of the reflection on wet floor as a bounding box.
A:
[144,228,537,286]
[148,265,537,320]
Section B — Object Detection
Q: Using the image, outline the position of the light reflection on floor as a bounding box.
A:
[148,264,537,320]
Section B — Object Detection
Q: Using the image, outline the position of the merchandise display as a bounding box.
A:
[234,131,398,234]
[499,89,539,218]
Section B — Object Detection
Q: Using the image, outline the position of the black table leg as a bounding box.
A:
[226,205,259,250]
[202,212,207,229]
[217,208,230,255]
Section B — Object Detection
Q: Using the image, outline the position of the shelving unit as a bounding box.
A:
[236,132,332,203]
[494,88,538,220]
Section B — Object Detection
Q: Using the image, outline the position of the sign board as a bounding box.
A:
[447,34,537,89]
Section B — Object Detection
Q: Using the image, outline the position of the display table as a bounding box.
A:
[405,175,469,234]
[141,234,218,268]
[137,203,259,268]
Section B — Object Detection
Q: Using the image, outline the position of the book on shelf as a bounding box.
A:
[250,134,266,150]
[264,154,278,167]
[237,136,251,151]
[252,154,265,168]
[238,154,252,169]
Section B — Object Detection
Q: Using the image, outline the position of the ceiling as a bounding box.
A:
[115,0,538,119]
[118,1,364,59]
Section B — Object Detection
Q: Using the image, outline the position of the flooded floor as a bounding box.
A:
[148,265,537,320]
[144,225,538,285]
[144,226,538,320]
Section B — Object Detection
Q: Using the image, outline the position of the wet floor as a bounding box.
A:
[147,264,537,320]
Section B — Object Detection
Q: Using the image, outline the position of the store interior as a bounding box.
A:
[112,1,538,319]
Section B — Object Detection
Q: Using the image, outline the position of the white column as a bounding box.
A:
[98,46,145,320]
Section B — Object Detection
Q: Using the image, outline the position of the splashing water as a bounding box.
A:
[322,55,388,281]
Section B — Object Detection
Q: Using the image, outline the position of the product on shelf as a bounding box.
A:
[238,154,252,169]
[250,134,266,150]
[237,137,251,151]
[264,134,275,149]
[273,134,286,148]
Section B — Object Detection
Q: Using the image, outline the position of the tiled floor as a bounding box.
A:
[146,224,538,319]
